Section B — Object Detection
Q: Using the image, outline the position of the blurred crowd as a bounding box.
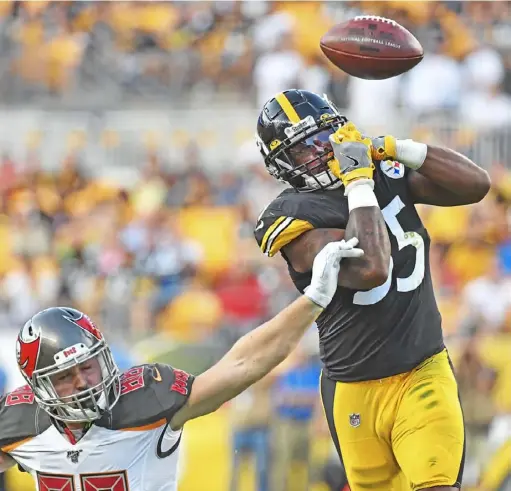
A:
[0,144,294,344]
[0,0,510,118]
[0,2,510,491]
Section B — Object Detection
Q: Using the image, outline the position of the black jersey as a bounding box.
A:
[254,161,444,381]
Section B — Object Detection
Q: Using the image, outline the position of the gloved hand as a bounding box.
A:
[370,135,398,161]
[370,135,427,170]
[304,238,364,308]
[327,122,375,187]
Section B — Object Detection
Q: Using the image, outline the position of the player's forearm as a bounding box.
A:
[416,145,491,204]
[217,296,323,397]
[339,184,390,289]
[173,296,322,426]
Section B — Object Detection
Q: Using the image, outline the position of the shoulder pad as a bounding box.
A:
[254,190,330,257]
[104,363,194,431]
[0,385,51,453]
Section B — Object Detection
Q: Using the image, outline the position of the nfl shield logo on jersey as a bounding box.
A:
[380,160,405,179]
[349,413,361,428]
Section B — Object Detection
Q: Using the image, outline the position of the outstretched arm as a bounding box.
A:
[169,239,363,429]
[170,296,322,429]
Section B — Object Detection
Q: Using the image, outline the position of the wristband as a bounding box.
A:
[396,139,427,171]
[345,180,379,212]
[304,286,329,310]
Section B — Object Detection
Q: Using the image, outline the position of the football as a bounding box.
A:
[320,16,424,80]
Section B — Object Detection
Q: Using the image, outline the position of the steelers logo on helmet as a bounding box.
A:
[256,90,348,191]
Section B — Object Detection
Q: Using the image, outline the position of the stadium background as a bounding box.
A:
[0,1,510,490]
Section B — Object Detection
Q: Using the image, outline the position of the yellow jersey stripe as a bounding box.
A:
[260,216,286,253]
[267,218,314,257]
[275,92,300,124]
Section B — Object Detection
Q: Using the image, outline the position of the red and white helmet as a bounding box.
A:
[16,307,120,423]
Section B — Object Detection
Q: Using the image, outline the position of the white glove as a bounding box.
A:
[304,238,364,308]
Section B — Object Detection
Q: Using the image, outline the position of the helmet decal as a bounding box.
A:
[61,308,103,341]
[17,323,42,379]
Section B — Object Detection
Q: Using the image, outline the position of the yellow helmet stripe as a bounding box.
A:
[275,92,300,124]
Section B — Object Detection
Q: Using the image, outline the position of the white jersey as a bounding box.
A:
[0,364,194,491]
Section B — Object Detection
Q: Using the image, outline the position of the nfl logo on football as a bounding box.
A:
[349,413,361,428]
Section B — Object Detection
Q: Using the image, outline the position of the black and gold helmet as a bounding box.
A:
[256,89,347,191]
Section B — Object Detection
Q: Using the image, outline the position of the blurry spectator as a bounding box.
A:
[260,263,300,319]
[8,192,53,258]
[457,337,498,427]
[347,75,403,133]
[109,343,138,372]
[401,35,462,117]
[252,7,294,54]
[214,171,243,206]
[0,364,5,491]
[456,336,498,480]
[271,327,321,491]
[461,46,511,128]
[2,256,41,325]
[135,213,203,321]
[216,258,267,333]
[97,228,127,276]
[0,153,17,194]
[236,138,286,221]
[442,199,497,288]
[299,54,331,97]
[158,277,223,341]
[100,250,137,338]
[229,377,272,491]
[253,31,304,107]
[458,254,511,335]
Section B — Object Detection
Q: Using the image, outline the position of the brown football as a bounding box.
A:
[320,16,424,80]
